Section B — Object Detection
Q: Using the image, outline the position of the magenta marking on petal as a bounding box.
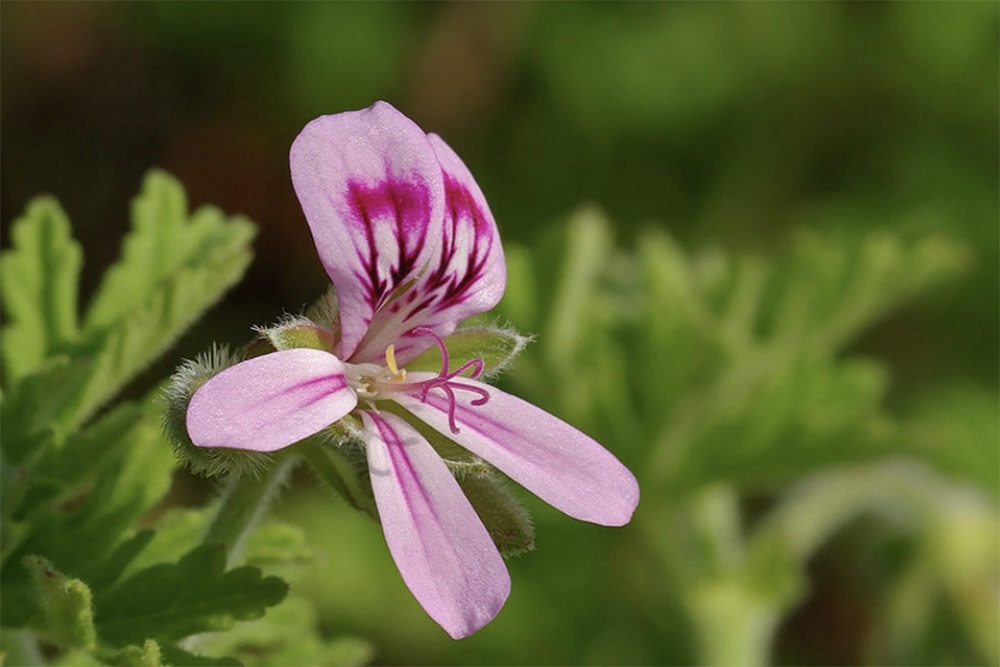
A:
[368,412,441,527]
[255,374,348,412]
[342,178,432,310]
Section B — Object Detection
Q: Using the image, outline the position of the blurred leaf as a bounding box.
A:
[0,198,82,385]
[95,543,288,647]
[12,402,144,521]
[120,510,208,581]
[196,596,373,667]
[84,170,255,332]
[85,531,155,594]
[92,639,163,667]
[2,396,175,626]
[901,385,1000,497]
[0,171,256,448]
[158,645,240,667]
[243,522,313,566]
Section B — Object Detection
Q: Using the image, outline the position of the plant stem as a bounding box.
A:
[202,452,298,565]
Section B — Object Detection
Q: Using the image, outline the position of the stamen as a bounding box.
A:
[383,326,492,434]
[450,381,490,405]
[447,358,484,380]
[384,344,406,382]
[411,326,449,376]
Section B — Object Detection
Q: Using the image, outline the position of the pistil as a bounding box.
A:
[374,327,491,434]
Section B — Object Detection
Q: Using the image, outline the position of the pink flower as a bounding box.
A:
[186,101,639,639]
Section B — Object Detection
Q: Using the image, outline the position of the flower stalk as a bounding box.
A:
[202,452,298,565]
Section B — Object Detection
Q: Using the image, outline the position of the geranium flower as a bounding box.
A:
[186,101,639,639]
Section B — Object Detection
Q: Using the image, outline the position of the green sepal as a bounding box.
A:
[304,285,341,334]
[457,473,535,557]
[299,435,378,520]
[378,403,491,477]
[23,555,97,651]
[162,345,274,478]
[94,543,288,648]
[407,325,531,379]
[257,317,336,352]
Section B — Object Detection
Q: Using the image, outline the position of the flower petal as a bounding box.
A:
[362,134,507,365]
[290,101,446,361]
[361,410,510,639]
[187,349,357,452]
[393,375,640,526]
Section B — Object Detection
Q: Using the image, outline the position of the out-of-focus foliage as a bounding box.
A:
[274,210,996,666]
[0,176,369,666]
[2,3,996,666]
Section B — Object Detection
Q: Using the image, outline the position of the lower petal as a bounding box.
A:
[361,410,509,639]
[187,349,357,452]
[393,375,640,527]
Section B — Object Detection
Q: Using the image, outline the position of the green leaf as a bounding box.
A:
[119,509,209,581]
[900,384,1000,497]
[457,473,535,557]
[1,171,256,440]
[94,639,163,667]
[12,402,144,521]
[23,555,96,651]
[195,596,372,667]
[1,197,82,385]
[95,543,288,647]
[84,530,155,593]
[84,170,254,332]
[0,357,77,466]
[2,395,175,626]
[243,522,313,566]
[158,645,240,667]
[407,325,531,379]
[543,204,615,370]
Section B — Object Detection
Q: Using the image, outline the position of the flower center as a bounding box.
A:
[347,327,490,435]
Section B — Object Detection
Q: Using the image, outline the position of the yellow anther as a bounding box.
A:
[384,344,406,381]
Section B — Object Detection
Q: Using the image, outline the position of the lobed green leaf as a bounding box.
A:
[0,198,82,385]
[95,543,288,647]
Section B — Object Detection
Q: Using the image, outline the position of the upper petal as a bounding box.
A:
[393,375,640,526]
[356,134,507,365]
[187,349,357,452]
[360,410,510,639]
[290,101,446,361]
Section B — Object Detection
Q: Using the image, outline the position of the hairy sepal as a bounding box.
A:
[407,324,531,379]
[162,345,273,478]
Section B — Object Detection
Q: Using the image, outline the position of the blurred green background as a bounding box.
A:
[2,3,997,665]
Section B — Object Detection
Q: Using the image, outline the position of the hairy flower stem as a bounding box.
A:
[202,452,298,566]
